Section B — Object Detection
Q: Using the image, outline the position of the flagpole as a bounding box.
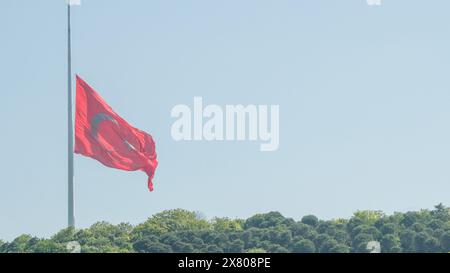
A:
[67,2,75,228]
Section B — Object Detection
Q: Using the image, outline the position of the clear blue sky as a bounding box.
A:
[1,0,449,241]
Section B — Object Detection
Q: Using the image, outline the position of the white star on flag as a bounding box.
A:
[68,0,81,5]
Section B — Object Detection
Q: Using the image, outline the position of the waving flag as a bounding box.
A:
[74,75,158,191]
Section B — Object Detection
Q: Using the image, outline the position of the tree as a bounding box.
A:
[3,234,33,253]
[351,225,381,240]
[244,212,288,229]
[381,234,401,253]
[133,209,211,237]
[211,233,229,249]
[29,239,66,253]
[390,246,403,253]
[276,230,293,246]
[133,238,172,253]
[292,239,316,253]
[318,238,339,253]
[227,239,245,253]
[440,231,450,252]
[432,203,449,222]
[401,211,419,227]
[172,241,194,253]
[414,232,440,253]
[329,244,351,253]
[352,210,384,226]
[399,229,416,252]
[334,230,349,244]
[1,206,449,253]
[316,222,341,238]
[428,219,444,230]
[424,237,441,253]
[240,230,254,248]
[159,233,179,246]
[268,244,289,253]
[414,232,428,252]
[352,233,374,253]
[347,217,364,234]
[212,218,243,232]
[314,234,332,250]
[74,221,133,253]
[301,215,319,227]
[204,245,223,253]
[380,223,397,235]
[432,228,445,239]
[411,223,426,233]
[51,227,76,243]
[291,222,315,239]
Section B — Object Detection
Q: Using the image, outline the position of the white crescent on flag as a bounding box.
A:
[68,0,81,5]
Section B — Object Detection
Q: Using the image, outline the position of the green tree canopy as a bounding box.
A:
[1,204,448,253]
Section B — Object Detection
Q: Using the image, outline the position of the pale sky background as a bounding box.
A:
[1,0,450,241]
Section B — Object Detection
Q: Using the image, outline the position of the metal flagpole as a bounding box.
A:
[67,2,75,228]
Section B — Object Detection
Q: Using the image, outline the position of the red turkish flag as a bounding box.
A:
[74,75,158,191]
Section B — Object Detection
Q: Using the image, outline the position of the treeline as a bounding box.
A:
[1,204,449,253]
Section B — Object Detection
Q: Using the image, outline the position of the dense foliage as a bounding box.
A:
[1,204,449,253]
